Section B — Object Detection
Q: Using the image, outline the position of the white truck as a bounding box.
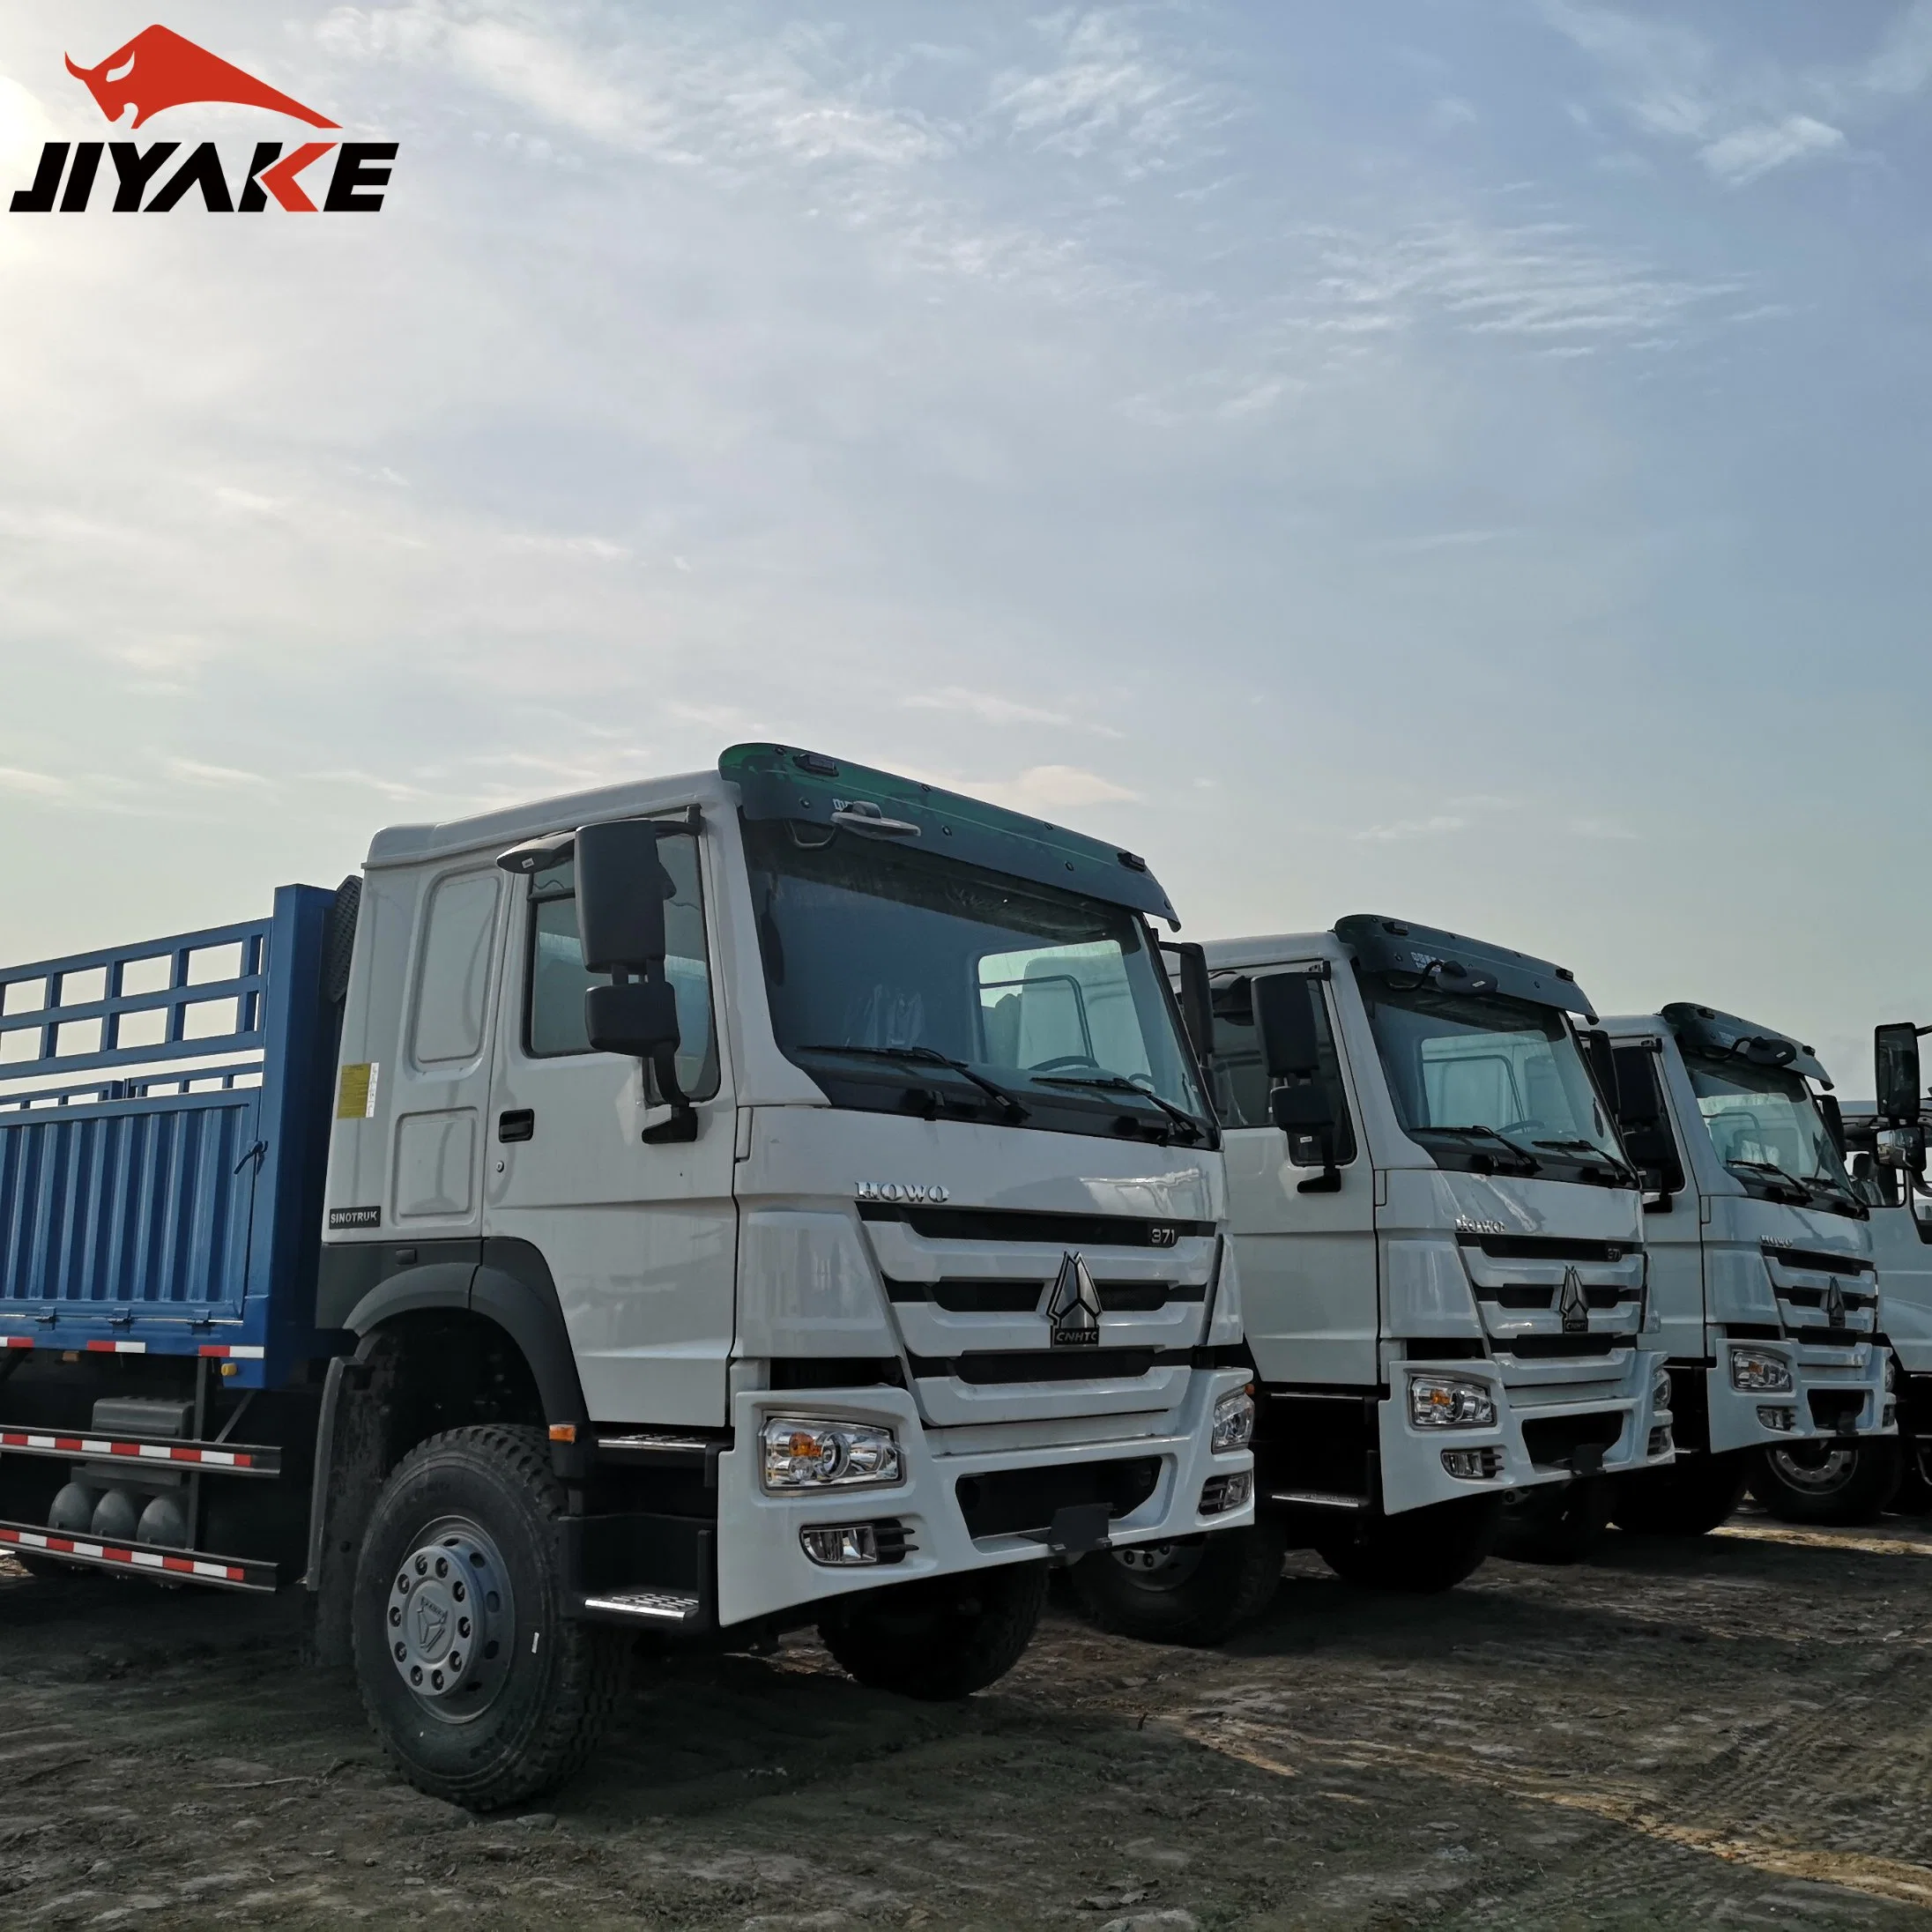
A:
[0,744,1252,1808]
[1070,915,1672,1643]
[1594,1004,1890,1534]
[1819,1021,1932,1518]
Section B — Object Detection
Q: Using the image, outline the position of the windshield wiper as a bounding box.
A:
[1410,1124,1542,1173]
[795,1044,1030,1122]
[1534,1138,1639,1184]
[1725,1157,1813,1204]
[1031,1074,1204,1144]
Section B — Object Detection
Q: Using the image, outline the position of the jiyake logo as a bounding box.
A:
[11,24,395,214]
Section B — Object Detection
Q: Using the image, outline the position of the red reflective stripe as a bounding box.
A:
[4,1336,31,1349]
[198,1345,227,1356]
[84,1341,115,1352]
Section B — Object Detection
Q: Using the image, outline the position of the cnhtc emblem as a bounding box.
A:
[1826,1282,1847,1330]
[1045,1251,1103,1348]
[1558,1267,1589,1334]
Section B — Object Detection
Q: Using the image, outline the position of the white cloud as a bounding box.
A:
[966,765,1138,812]
[0,766,66,798]
[164,759,273,790]
[1353,814,1468,843]
[902,687,1068,727]
[1698,116,1847,187]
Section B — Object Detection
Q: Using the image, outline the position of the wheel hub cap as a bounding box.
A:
[1769,1445,1856,1494]
[386,1519,514,1716]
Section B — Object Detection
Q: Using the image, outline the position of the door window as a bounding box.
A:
[1207,970,1357,1161]
[523,831,719,1100]
[411,871,501,1067]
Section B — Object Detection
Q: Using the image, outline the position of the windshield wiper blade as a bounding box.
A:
[1534,1138,1639,1183]
[1726,1156,1816,1203]
[1410,1124,1542,1172]
[1031,1074,1204,1143]
[795,1044,1029,1121]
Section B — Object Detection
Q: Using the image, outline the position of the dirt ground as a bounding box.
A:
[5,1508,1932,1931]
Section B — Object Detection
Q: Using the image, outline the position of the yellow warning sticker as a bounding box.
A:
[336,1061,378,1119]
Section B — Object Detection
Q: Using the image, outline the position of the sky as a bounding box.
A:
[2,1,1929,1091]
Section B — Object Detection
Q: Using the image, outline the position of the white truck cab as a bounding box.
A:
[1596,1004,1890,1534]
[1071,915,1671,1642]
[313,745,1252,1802]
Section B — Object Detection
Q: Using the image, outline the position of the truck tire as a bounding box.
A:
[1314,1497,1500,1592]
[1890,1444,1932,1515]
[352,1425,629,1811]
[1495,1475,1613,1564]
[1749,1438,1902,1526]
[1066,1517,1286,1646]
[818,1561,1048,1700]
[1609,1451,1748,1536]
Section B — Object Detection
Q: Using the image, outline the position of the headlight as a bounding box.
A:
[1212,1385,1256,1453]
[1886,1355,1899,1393]
[1729,1348,1794,1393]
[761,1416,902,1491]
[1408,1375,1497,1429]
[1652,1369,1673,1412]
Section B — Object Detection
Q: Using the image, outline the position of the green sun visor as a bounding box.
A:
[719,744,1179,926]
[1334,913,1596,1019]
[1662,1002,1831,1087]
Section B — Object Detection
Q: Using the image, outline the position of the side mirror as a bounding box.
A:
[585,980,680,1059]
[1161,941,1214,1070]
[576,819,672,973]
[1876,1022,1923,1126]
[1610,1047,1664,1132]
[1877,1126,1926,1174]
[1253,971,1322,1079]
[1817,1092,1847,1160]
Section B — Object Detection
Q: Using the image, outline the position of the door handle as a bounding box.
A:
[498,1109,535,1143]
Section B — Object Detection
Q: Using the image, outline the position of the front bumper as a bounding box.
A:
[712,1365,1254,1628]
[1377,1348,1675,1516]
[1705,1334,1892,1454]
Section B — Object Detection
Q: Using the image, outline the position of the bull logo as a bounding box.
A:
[1045,1252,1103,1347]
[1558,1267,1589,1334]
[66,25,338,130]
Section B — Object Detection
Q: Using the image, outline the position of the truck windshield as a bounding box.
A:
[1683,1054,1856,1208]
[1359,975,1628,1183]
[744,820,1211,1144]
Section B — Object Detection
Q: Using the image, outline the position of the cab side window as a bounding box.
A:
[524,831,720,1100]
[1208,970,1357,1162]
[1609,1045,1686,1193]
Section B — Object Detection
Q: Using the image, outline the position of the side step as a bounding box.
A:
[0,1520,278,1592]
[576,1588,703,1624]
[0,1425,280,1476]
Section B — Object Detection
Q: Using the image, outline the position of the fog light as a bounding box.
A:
[1441,1447,1504,1480]
[1647,1427,1673,1458]
[1884,1403,1898,1429]
[762,1416,902,1491]
[1409,1375,1497,1429]
[1730,1348,1794,1393]
[800,1523,880,1565]
[1200,1470,1252,1516]
[1212,1385,1256,1453]
[1757,1405,1797,1432]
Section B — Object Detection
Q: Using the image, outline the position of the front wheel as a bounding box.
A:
[1315,1497,1499,1593]
[353,1425,631,1811]
[1609,1451,1748,1537]
[1495,1475,1613,1564]
[818,1562,1047,1699]
[1067,1518,1286,1646]
[1749,1438,1901,1526]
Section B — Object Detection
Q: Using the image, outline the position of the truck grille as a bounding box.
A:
[907,1347,1166,1385]
[885,1277,1199,1313]
[1808,1391,1865,1433]
[860,1203,1212,1247]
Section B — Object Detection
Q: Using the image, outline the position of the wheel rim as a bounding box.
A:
[1767,1444,1858,1496]
[1109,1537,1206,1592]
[385,1515,516,1721]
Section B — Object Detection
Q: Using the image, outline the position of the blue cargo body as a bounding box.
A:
[0,887,341,1387]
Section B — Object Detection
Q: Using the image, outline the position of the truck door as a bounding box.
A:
[1608,1038,1703,1366]
[483,822,738,1428]
[1210,968,1378,1386]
